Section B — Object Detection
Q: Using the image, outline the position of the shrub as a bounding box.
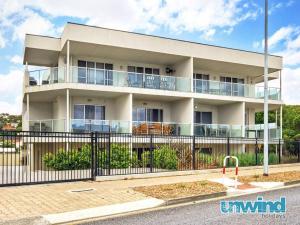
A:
[230,153,257,167]
[43,145,91,170]
[143,145,178,170]
[99,144,138,169]
[256,152,278,165]
[196,153,224,168]
[0,139,16,148]
[43,144,139,170]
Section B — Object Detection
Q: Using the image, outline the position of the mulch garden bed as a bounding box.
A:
[133,181,226,200]
[238,171,300,184]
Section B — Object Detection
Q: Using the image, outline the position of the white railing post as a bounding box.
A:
[223,156,239,189]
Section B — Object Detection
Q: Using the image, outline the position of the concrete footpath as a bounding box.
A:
[0,163,300,225]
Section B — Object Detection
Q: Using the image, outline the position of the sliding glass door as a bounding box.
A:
[73,104,106,132]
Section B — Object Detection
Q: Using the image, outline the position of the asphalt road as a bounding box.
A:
[79,185,300,225]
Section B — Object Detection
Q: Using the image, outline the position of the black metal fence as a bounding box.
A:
[0,131,299,186]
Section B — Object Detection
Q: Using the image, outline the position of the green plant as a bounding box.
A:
[43,145,91,170]
[230,153,257,167]
[143,145,178,170]
[197,153,224,168]
[43,144,139,170]
[99,144,138,169]
[0,139,16,148]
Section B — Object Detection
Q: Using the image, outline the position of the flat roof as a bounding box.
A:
[66,22,282,58]
[25,21,282,58]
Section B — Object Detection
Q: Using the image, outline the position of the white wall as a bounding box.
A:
[29,102,53,120]
[114,94,132,121]
[173,57,193,78]
[217,102,244,125]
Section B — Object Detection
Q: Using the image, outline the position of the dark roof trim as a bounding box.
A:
[25,33,61,39]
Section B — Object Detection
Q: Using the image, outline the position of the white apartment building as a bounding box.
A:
[22,22,283,140]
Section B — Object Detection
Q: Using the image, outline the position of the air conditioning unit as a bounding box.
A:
[165,67,175,74]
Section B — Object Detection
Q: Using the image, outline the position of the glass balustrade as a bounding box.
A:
[27,67,280,100]
[193,79,280,100]
[28,119,66,132]
[28,67,66,86]
[194,124,243,137]
[71,119,130,133]
[70,67,191,92]
[132,121,191,135]
[245,124,280,139]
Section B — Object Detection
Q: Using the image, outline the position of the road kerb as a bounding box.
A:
[164,191,227,206]
[42,198,164,224]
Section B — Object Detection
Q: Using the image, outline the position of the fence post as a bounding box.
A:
[192,135,196,170]
[91,132,95,180]
[227,137,230,165]
[298,141,300,163]
[94,132,98,178]
[150,134,153,173]
[278,139,281,164]
[255,137,258,165]
[107,133,111,176]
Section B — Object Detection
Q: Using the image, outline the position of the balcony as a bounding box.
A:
[71,119,130,133]
[132,121,191,135]
[29,119,66,132]
[245,124,280,139]
[28,67,66,86]
[26,67,281,101]
[70,66,191,92]
[193,79,281,100]
[194,124,243,137]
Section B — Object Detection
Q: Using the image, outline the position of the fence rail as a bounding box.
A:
[0,131,299,186]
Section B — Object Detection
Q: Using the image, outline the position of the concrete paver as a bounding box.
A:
[0,163,299,223]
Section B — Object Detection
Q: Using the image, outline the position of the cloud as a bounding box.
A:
[269,26,298,49]
[10,55,23,64]
[0,97,22,115]
[0,69,23,114]
[263,26,300,104]
[0,0,262,42]
[11,9,57,42]
[281,67,300,104]
[253,26,300,50]
[0,32,5,48]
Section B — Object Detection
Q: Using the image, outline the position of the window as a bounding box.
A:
[74,105,84,119]
[133,108,163,122]
[194,111,212,124]
[127,66,144,87]
[73,104,105,120]
[128,66,160,89]
[77,60,113,85]
[193,73,209,93]
[220,76,244,96]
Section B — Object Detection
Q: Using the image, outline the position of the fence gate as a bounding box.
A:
[0,131,93,186]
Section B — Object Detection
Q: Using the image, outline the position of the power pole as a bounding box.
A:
[263,0,269,176]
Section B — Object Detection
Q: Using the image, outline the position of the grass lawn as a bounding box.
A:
[238,171,300,184]
[133,181,226,200]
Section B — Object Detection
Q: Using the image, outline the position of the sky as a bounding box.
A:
[0,0,299,115]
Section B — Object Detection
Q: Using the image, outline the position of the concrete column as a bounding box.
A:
[66,89,70,132]
[280,105,283,139]
[66,40,70,83]
[280,70,282,100]
[26,93,30,131]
